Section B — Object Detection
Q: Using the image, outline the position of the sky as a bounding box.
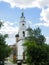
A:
[0,0,49,45]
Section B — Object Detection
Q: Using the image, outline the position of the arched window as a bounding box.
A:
[23,31,25,37]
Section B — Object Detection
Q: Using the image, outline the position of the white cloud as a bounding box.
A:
[40,8,49,23]
[6,37,16,45]
[0,0,37,8]
[46,37,49,44]
[0,0,49,9]
[0,21,18,34]
[37,0,49,8]
[36,8,49,27]
[0,21,19,45]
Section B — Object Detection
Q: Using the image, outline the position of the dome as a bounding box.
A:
[15,34,19,37]
[26,27,32,31]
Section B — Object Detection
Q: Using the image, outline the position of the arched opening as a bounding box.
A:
[23,31,25,37]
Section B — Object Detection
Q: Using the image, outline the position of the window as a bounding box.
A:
[22,24,24,26]
[23,31,25,37]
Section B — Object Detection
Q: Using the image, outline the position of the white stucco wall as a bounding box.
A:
[19,21,26,39]
[17,40,24,60]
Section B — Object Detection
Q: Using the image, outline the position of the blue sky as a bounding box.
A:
[0,0,49,45]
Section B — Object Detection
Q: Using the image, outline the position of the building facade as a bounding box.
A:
[15,12,30,61]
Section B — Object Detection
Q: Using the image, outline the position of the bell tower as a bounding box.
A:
[15,12,26,60]
[19,12,26,40]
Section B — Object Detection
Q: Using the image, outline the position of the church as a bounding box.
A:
[15,12,31,61]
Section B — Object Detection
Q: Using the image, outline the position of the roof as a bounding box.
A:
[15,34,19,37]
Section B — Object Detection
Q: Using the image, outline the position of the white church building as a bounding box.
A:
[15,12,30,61]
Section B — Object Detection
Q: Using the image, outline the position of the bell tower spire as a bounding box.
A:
[20,11,25,21]
[22,12,23,17]
[21,9,24,17]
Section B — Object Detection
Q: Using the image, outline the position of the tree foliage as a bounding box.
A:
[0,21,3,28]
[0,21,12,64]
[23,27,49,65]
[26,27,46,45]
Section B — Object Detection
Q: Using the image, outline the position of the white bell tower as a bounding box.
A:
[19,12,26,40]
[15,12,26,60]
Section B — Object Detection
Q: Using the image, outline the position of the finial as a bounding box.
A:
[22,8,24,17]
[22,12,24,17]
[21,9,24,17]
[20,9,25,18]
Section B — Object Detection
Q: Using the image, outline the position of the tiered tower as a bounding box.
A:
[19,12,26,40]
[15,12,26,60]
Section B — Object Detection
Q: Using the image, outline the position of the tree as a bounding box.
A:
[23,27,49,65]
[33,27,46,45]
[0,21,3,28]
[0,21,12,65]
[26,27,46,45]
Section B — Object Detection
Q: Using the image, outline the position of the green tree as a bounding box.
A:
[23,27,49,65]
[0,21,3,28]
[26,27,46,44]
[0,21,12,65]
[33,27,46,45]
